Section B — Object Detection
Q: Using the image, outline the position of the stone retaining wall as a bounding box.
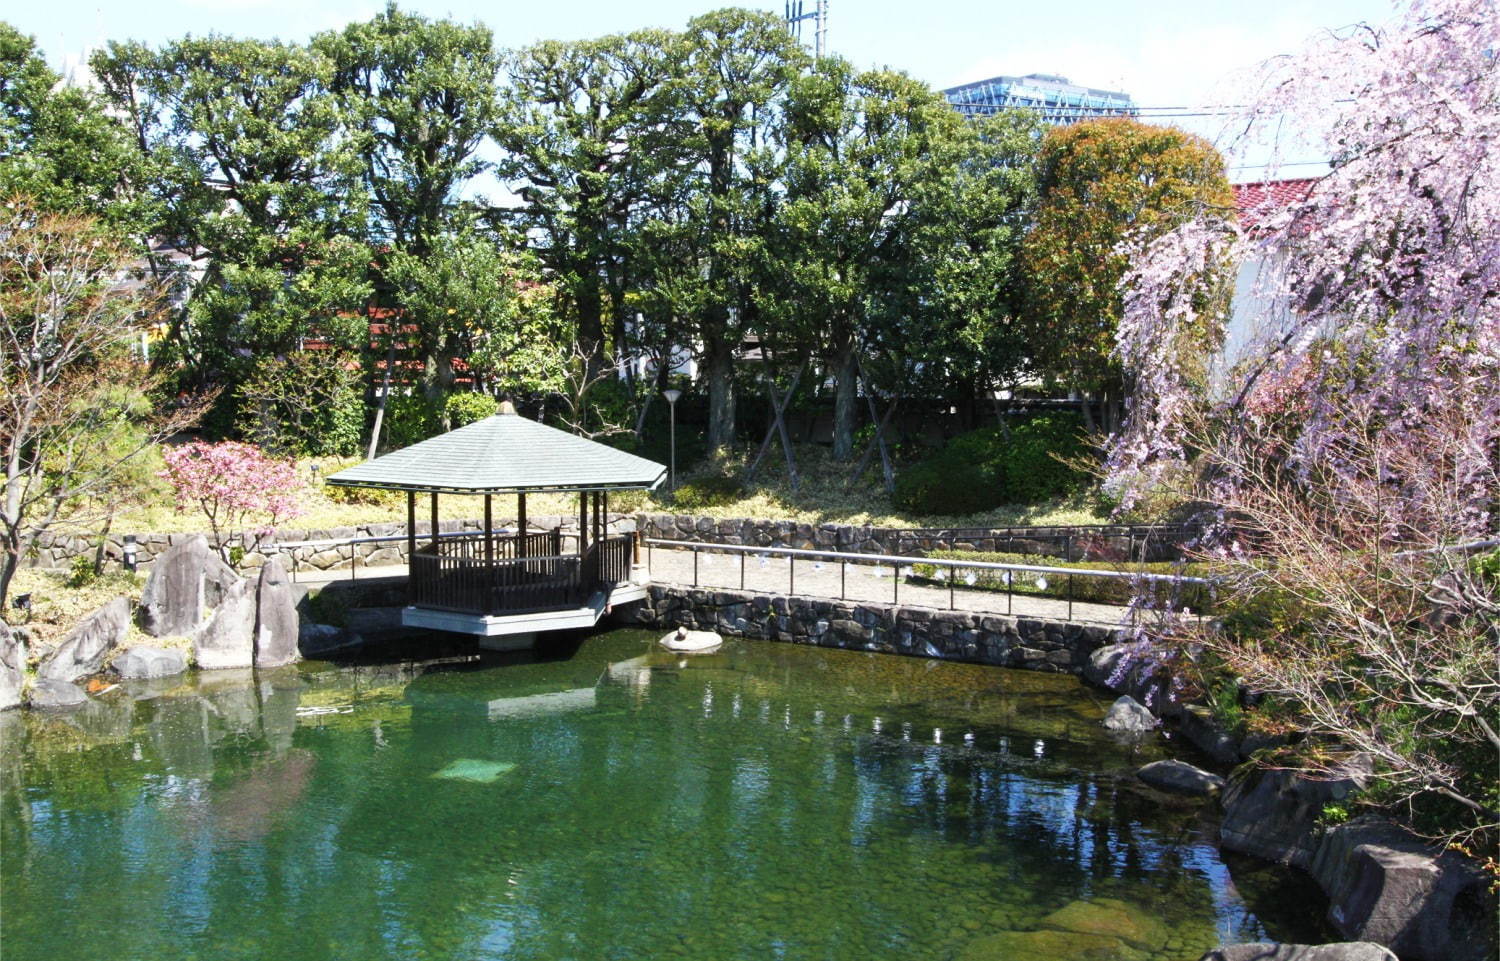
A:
[27,515,637,575]
[633,514,1188,562]
[630,584,1122,674]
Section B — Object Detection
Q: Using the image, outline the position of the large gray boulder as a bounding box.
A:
[139,535,242,638]
[253,555,299,668]
[1220,763,1367,867]
[36,596,130,683]
[1101,694,1157,732]
[113,645,188,679]
[1309,819,1494,961]
[1084,642,1185,719]
[193,578,256,670]
[0,619,24,710]
[29,677,89,710]
[1136,758,1225,796]
[1199,943,1397,961]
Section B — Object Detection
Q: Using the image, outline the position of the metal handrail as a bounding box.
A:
[643,538,1214,585]
[644,537,1213,625]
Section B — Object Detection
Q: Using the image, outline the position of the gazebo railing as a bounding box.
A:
[409,532,634,616]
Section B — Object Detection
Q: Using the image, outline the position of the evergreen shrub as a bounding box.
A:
[444,391,499,427]
[236,351,364,457]
[892,413,1089,515]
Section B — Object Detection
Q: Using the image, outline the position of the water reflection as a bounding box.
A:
[1,632,1330,961]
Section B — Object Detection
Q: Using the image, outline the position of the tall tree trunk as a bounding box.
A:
[576,281,606,377]
[832,340,859,461]
[704,338,736,454]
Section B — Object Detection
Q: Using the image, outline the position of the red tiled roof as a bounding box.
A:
[1233,178,1317,232]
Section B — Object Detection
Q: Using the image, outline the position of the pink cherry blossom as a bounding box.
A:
[160,440,304,558]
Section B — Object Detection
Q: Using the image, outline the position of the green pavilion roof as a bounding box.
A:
[326,409,667,494]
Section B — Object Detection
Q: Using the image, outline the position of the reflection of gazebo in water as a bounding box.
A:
[326,403,665,647]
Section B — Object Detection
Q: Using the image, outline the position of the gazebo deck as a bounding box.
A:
[326,404,667,641]
[408,529,635,617]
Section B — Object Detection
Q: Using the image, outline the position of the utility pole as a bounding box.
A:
[785,0,828,58]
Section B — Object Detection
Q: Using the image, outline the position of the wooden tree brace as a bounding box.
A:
[744,367,803,491]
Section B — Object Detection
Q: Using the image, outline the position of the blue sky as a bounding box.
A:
[15,0,1401,178]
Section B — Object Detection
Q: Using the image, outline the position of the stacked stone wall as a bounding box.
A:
[633,514,1188,562]
[631,584,1121,674]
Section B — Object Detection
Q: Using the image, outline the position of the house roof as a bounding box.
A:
[1233,178,1317,232]
[326,407,667,494]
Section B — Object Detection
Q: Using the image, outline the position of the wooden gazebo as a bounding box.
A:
[326,403,666,644]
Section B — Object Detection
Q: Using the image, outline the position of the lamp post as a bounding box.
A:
[662,388,683,494]
[122,535,139,573]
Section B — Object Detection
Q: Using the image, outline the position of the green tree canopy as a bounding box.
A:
[0,22,151,228]
[92,35,371,397]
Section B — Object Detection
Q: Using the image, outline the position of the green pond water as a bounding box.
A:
[0,629,1329,960]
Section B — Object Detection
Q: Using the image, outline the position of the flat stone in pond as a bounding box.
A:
[29,677,90,710]
[660,628,723,653]
[432,759,516,783]
[1137,759,1225,796]
[113,646,188,680]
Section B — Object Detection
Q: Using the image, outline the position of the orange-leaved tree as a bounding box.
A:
[1019,118,1236,433]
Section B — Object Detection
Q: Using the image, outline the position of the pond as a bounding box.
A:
[0,629,1329,961]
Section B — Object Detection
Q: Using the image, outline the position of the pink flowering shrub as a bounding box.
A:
[1103,0,1500,854]
[1108,0,1499,520]
[160,441,304,559]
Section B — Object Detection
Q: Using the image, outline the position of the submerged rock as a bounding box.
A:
[1101,695,1157,732]
[37,596,130,683]
[113,645,188,680]
[1199,943,1397,961]
[958,927,1146,961]
[1136,759,1225,796]
[1037,897,1169,952]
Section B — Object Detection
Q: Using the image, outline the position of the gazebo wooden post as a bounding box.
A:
[406,490,416,563]
[484,494,493,564]
[578,489,589,555]
[517,492,528,559]
[430,491,439,552]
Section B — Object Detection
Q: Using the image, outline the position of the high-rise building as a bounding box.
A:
[943,73,1135,125]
